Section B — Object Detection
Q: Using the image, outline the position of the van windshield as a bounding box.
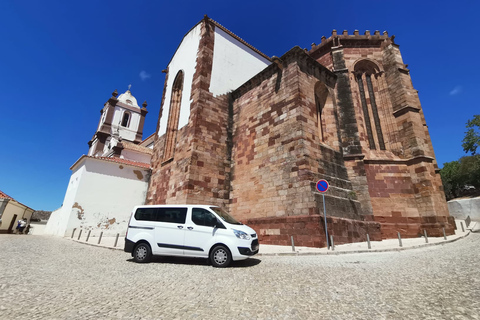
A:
[210,207,242,225]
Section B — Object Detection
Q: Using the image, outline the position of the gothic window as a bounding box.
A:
[314,82,335,145]
[354,60,385,150]
[121,112,130,127]
[164,71,184,161]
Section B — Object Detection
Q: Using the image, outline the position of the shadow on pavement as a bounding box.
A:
[126,256,262,268]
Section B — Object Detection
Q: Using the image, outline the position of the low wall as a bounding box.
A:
[242,215,382,248]
[374,215,456,239]
[448,198,480,221]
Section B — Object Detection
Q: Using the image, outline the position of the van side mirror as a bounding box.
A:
[214,219,226,229]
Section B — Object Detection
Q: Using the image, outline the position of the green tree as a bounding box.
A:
[440,160,461,200]
[440,155,480,200]
[462,115,480,155]
[458,155,480,189]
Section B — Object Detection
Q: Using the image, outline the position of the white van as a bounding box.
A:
[124,205,259,267]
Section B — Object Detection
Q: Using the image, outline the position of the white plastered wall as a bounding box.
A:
[45,158,149,237]
[209,28,270,96]
[159,24,202,136]
[44,165,84,236]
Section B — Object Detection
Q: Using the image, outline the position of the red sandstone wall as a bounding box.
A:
[243,215,382,247]
[230,60,312,220]
[230,49,367,223]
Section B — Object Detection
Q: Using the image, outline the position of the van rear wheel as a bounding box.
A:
[133,243,151,263]
[210,245,231,268]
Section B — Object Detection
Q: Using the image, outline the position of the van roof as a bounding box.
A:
[133,204,219,209]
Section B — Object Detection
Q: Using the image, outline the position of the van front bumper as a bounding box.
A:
[237,239,259,256]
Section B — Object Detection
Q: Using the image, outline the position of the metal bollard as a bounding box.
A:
[291,236,295,252]
[86,230,91,242]
[98,231,103,244]
[424,229,428,243]
[367,234,371,249]
[330,235,334,251]
[460,222,465,232]
[114,233,119,247]
[443,228,447,240]
[398,232,403,247]
[77,229,82,240]
[71,228,76,239]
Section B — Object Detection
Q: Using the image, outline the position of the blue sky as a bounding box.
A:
[1,0,479,211]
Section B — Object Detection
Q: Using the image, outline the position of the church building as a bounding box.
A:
[46,16,454,247]
[146,16,454,247]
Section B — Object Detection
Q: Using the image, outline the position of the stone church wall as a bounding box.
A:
[230,48,382,246]
[146,20,454,247]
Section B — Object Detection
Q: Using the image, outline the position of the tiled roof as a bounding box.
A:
[206,16,271,61]
[71,155,151,170]
[121,141,153,155]
[97,156,151,169]
[0,189,34,211]
[0,190,13,200]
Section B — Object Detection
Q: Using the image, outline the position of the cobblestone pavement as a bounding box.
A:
[0,234,479,320]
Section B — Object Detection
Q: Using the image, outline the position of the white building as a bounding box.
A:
[45,89,153,237]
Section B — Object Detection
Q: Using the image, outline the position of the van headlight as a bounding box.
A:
[233,229,251,240]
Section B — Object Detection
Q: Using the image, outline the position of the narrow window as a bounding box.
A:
[354,60,386,150]
[315,94,325,142]
[121,112,130,127]
[365,75,385,150]
[357,75,376,149]
[314,82,334,145]
[164,71,184,161]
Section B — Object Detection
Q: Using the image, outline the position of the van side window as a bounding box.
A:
[135,208,156,221]
[157,208,187,224]
[134,208,187,223]
[192,208,217,227]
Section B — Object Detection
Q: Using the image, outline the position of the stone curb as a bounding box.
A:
[256,231,471,256]
[70,238,124,251]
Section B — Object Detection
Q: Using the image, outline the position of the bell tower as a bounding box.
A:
[88,87,148,157]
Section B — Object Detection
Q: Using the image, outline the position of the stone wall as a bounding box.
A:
[243,215,382,247]
[147,24,455,247]
[230,48,365,223]
[448,198,480,221]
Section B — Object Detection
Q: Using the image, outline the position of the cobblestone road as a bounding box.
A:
[0,234,479,320]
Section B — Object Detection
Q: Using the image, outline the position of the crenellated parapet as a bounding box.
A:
[308,30,395,60]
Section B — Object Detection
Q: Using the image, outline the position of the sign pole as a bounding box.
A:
[323,193,329,249]
[316,179,330,250]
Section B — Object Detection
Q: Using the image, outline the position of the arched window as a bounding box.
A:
[314,82,337,147]
[121,112,130,127]
[354,60,385,150]
[163,71,184,161]
[314,83,329,142]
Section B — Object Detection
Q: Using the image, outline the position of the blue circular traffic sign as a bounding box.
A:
[316,179,329,193]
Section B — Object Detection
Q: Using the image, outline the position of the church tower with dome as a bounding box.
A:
[45,87,155,238]
[88,87,148,158]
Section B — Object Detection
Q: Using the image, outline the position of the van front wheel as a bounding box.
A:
[133,243,151,263]
[210,245,232,268]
